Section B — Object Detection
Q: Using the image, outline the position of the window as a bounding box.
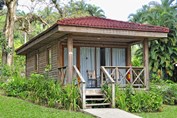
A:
[47,48,52,66]
[35,53,39,72]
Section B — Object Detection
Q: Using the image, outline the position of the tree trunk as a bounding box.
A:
[2,0,17,66]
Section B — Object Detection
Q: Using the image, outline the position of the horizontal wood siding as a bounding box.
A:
[26,40,59,79]
[49,41,58,78]
[26,52,35,77]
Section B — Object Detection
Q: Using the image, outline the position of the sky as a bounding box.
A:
[87,0,161,21]
[18,0,161,21]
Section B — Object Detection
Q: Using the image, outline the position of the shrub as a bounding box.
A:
[2,76,28,97]
[2,73,80,111]
[61,83,80,110]
[26,74,63,107]
[103,85,163,112]
[150,81,177,105]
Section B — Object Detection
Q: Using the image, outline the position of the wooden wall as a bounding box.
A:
[26,51,35,76]
[26,40,58,79]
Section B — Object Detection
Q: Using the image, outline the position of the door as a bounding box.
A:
[112,48,126,85]
[80,47,95,87]
[80,47,126,87]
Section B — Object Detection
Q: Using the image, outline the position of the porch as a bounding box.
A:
[58,33,150,109]
[58,33,149,88]
[56,21,163,109]
[58,63,147,108]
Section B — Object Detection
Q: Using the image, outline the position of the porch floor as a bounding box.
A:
[82,108,141,118]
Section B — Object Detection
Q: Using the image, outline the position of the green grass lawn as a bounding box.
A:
[1,89,177,118]
[0,93,94,118]
[136,105,177,118]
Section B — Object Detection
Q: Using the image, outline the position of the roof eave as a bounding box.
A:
[16,23,58,55]
[58,25,168,38]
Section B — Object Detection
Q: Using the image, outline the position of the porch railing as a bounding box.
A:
[102,66,146,88]
[73,65,86,109]
[58,66,68,85]
[100,66,115,108]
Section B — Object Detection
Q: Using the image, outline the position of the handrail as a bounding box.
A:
[100,66,115,83]
[103,66,144,69]
[73,65,85,83]
[73,65,86,109]
[58,66,68,85]
[100,66,115,108]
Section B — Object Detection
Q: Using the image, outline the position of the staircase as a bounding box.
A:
[85,88,111,108]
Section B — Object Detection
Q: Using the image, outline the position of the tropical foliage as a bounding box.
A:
[129,0,177,82]
[2,73,80,111]
[0,0,105,72]
[102,84,163,112]
[150,80,177,105]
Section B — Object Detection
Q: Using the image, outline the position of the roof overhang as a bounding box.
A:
[59,25,168,38]
[16,24,168,55]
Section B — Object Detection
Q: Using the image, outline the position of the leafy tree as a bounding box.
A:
[0,0,105,77]
[129,0,177,82]
[51,0,105,18]
[2,0,18,66]
[86,4,105,18]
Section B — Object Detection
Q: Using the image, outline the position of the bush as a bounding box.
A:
[102,85,163,112]
[150,81,177,105]
[2,76,28,97]
[2,73,80,111]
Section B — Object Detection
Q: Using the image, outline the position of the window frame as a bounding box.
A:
[34,51,39,72]
[47,47,52,67]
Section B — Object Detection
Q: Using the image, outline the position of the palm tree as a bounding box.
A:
[86,4,105,18]
[129,0,177,82]
[51,0,105,18]
[38,7,59,26]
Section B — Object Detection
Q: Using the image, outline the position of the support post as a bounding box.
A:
[143,39,149,89]
[67,35,73,83]
[126,44,131,66]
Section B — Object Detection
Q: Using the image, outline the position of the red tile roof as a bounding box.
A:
[57,16,169,33]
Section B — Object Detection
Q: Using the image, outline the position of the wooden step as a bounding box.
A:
[86,98,105,101]
[86,103,111,107]
[85,88,102,95]
[86,93,105,96]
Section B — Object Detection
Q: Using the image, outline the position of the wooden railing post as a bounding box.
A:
[115,67,119,84]
[112,83,115,108]
[82,83,86,109]
[101,71,103,86]
[130,66,133,83]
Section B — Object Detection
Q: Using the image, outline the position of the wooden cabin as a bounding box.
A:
[16,16,169,108]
